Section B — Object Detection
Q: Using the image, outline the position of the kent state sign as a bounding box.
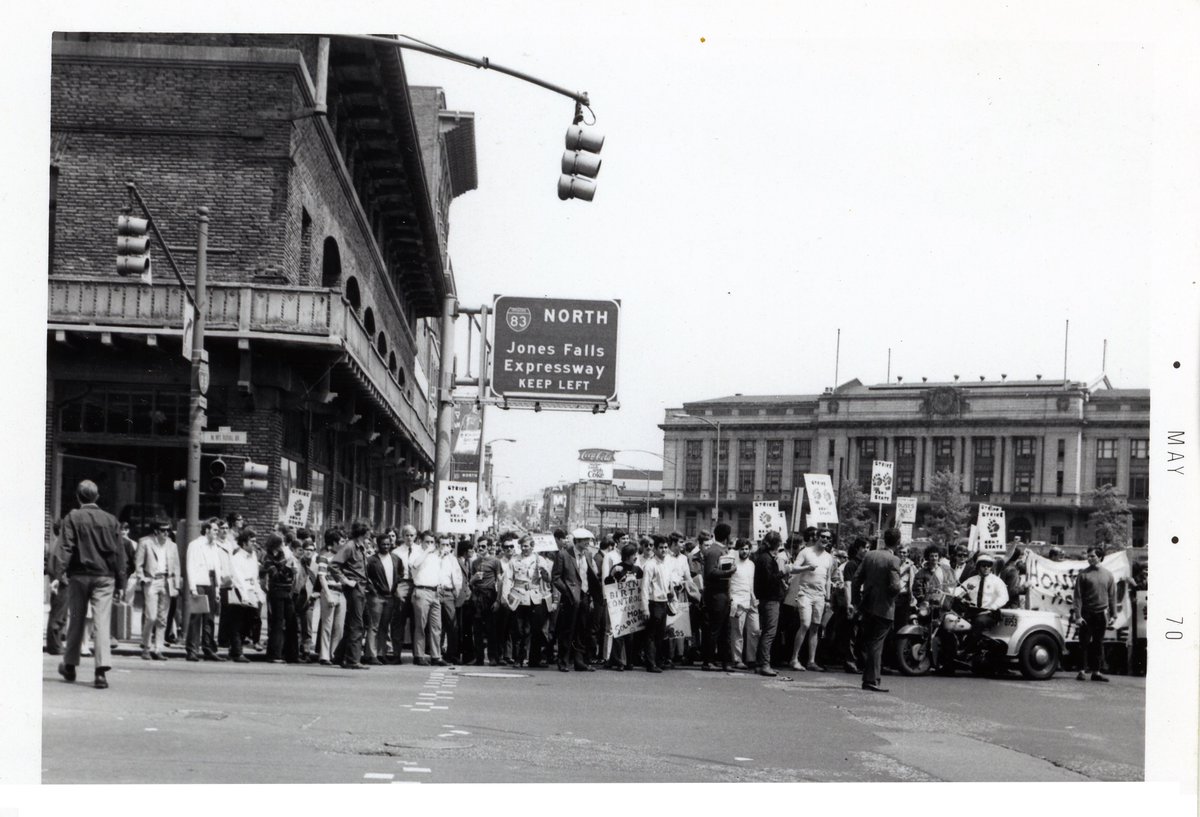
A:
[490,296,620,402]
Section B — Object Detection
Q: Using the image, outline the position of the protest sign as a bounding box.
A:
[665,600,692,639]
[1025,550,1132,640]
[896,497,917,525]
[870,461,894,504]
[804,474,838,525]
[752,501,784,541]
[436,481,478,534]
[976,504,1006,552]
[967,524,979,552]
[900,522,913,545]
[532,533,559,553]
[280,488,311,527]
[604,578,647,638]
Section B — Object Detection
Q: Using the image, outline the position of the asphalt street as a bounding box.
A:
[42,648,1144,784]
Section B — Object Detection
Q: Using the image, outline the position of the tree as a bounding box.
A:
[836,478,872,545]
[925,469,970,552]
[1089,484,1132,549]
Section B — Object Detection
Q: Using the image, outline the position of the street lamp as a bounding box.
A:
[667,412,722,525]
[482,438,517,519]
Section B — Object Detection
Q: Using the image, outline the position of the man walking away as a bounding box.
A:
[853,528,903,692]
[55,480,125,689]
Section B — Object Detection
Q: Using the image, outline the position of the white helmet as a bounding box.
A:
[571,528,594,541]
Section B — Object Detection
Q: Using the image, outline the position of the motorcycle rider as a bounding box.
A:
[935,552,1009,675]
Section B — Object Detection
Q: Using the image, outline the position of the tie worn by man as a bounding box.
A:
[55,480,126,689]
[853,529,904,692]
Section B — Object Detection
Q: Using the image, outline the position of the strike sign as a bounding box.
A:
[437,481,478,535]
[804,474,838,525]
[870,460,894,504]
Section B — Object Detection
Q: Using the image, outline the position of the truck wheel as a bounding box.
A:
[894,634,931,676]
[1018,632,1060,680]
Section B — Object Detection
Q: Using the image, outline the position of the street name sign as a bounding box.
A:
[490,295,620,403]
[201,426,247,445]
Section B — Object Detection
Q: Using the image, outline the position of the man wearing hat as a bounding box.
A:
[551,528,600,671]
[937,552,1010,674]
[133,519,181,660]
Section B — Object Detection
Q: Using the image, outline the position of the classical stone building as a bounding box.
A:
[47,34,476,537]
[660,378,1149,546]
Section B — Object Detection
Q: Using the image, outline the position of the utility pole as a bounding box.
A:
[432,294,458,533]
[186,207,209,547]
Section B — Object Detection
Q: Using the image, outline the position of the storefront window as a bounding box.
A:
[309,470,327,532]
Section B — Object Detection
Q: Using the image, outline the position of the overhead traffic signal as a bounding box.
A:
[558,124,604,202]
[116,214,152,284]
[243,460,269,492]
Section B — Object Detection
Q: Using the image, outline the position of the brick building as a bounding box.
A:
[660,378,1149,546]
[47,34,476,538]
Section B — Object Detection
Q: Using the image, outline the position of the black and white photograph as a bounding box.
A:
[4,0,1199,812]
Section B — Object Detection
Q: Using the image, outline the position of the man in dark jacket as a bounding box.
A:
[752,531,787,676]
[363,533,401,664]
[701,523,737,671]
[551,528,599,672]
[853,528,903,692]
[55,480,125,689]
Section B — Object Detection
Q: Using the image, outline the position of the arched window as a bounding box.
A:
[388,351,398,375]
[376,332,388,357]
[363,307,376,335]
[345,276,361,311]
[321,237,341,288]
[397,367,407,389]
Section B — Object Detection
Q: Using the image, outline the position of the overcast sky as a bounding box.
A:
[392,4,1159,502]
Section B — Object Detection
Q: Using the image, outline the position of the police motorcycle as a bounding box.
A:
[895,596,1066,680]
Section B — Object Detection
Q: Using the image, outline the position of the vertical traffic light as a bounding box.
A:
[116,214,152,284]
[558,124,604,202]
[243,460,269,492]
[205,455,227,495]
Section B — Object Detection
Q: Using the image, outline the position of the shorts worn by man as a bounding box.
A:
[789,530,834,671]
[55,480,126,689]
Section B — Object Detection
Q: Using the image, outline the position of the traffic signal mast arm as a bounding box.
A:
[349,33,590,107]
[125,182,198,309]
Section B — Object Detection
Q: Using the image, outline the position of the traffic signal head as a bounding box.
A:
[558,125,604,202]
[243,460,269,492]
[208,456,227,494]
[116,214,152,283]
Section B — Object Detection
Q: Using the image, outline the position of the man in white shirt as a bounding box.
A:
[389,525,417,664]
[790,528,835,671]
[185,517,227,662]
[437,536,466,663]
[640,537,674,673]
[729,539,758,669]
[409,530,445,666]
[134,519,180,660]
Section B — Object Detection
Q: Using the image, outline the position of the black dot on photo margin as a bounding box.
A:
[1173,361,1180,369]
[1171,536,1179,544]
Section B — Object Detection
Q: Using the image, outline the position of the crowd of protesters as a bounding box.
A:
[46,479,1128,689]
